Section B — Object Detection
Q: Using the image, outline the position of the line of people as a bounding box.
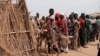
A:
[31,8,100,53]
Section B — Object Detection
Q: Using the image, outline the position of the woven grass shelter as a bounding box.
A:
[0,0,38,56]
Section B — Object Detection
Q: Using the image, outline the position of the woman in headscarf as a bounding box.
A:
[55,13,61,27]
[79,13,88,48]
[55,13,68,35]
[59,14,69,53]
[73,13,80,49]
[55,13,69,52]
[60,15,67,35]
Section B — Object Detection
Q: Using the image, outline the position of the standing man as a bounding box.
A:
[90,17,97,41]
[46,8,55,53]
[31,13,41,39]
[34,13,41,28]
[68,14,74,37]
[46,8,55,26]
[40,16,46,28]
[85,15,91,43]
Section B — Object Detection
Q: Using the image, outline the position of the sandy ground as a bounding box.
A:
[60,40,98,56]
[40,40,99,56]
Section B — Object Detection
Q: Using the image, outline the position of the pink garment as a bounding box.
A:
[60,19,67,35]
[55,13,67,35]
[55,13,61,27]
[79,18,85,30]
[46,18,51,26]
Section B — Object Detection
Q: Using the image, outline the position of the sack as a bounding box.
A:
[60,35,69,48]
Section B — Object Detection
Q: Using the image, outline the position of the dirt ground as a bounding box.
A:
[40,40,98,56]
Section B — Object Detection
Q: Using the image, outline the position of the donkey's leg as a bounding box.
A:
[37,38,40,53]
[38,39,41,55]
[51,45,54,56]
[56,44,60,56]
[45,42,49,56]
[38,38,42,56]
[57,49,60,56]
[40,39,42,52]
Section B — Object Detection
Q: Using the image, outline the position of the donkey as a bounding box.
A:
[37,25,61,56]
[46,26,65,56]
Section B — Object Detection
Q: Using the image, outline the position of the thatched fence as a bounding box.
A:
[0,0,38,56]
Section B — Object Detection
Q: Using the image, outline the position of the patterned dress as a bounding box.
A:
[68,19,74,36]
[73,19,80,49]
